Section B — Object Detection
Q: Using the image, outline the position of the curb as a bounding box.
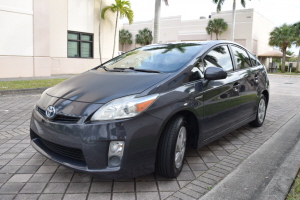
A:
[200,111,300,200]
[268,74,300,78]
[0,87,48,95]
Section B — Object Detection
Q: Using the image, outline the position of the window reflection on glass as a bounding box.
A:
[67,41,79,57]
[81,42,91,58]
[68,33,78,40]
[81,35,92,41]
[231,46,252,69]
[203,46,233,72]
[101,43,204,73]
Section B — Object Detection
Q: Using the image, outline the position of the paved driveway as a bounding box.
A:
[0,75,299,200]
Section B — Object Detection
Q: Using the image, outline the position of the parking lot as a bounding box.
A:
[0,75,300,200]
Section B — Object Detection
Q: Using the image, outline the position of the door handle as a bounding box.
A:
[233,82,240,92]
[254,74,259,82]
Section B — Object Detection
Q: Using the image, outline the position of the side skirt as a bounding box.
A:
[196,115,256,149]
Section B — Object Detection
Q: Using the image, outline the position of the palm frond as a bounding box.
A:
[269,24,295,49]
[101,6,114,19]
[135,28,153,45]
[119,29,133,45]
[206,18,228,39]
[240,0,246,8]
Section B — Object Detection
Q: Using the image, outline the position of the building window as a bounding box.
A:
[67,31,93,58]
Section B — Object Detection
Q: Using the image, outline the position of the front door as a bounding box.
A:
[201,45,241,141]
[230,45,258,120]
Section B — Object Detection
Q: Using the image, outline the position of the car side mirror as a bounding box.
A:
[204,67,227,80]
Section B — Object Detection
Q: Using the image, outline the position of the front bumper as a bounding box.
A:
[30,106,163,179]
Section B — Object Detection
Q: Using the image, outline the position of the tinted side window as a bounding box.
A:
[203,46,234,72]
[231,45,252,69]
[256,58,262,66]
[248,53,257,66]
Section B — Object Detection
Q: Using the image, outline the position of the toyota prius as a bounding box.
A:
[30,41,269,178]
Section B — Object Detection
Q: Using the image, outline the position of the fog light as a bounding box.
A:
[108,141,124,167]
[108,156,121,167]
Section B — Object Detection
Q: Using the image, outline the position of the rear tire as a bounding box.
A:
[250,95,267,127]
[156,115,187,178]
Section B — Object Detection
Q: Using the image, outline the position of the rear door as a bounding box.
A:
[229,45,258,120]
[201,45,241,140]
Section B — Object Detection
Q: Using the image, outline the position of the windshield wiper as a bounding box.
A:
[99,66,109,71]
[98,66,122,72]
[113,67,161,73]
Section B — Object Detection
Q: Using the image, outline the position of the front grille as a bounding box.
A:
[37,107,81,123]
[39,137,85,162]
[37,107,46,117]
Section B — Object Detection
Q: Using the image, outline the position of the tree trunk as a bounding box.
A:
[99,0,103,64]
[153,0,161,43]
[112,11,119,58]
[296,48,300,73]
[210,33,212,40]
[281,47,286,73]
[231,0,236,42]
[216,31,219,40]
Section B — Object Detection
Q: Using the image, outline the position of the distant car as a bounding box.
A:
[30,41,269,178]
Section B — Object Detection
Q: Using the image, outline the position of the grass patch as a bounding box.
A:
[286,171,300,200]
[0,79,66,90]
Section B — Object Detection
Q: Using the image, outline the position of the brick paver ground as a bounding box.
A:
[0,75,299,200]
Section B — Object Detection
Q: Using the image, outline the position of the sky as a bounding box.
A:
[122,0,300,54]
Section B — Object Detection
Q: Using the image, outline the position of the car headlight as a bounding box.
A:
[90,94,159,121]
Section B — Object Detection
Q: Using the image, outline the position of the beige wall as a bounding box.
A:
[0,0,33,78]
[0,0,118,78]
[122,9,274,57]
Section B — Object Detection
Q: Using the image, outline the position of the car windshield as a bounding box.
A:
[97,43,204,73]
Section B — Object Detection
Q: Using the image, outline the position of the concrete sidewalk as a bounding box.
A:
[200,109,300,200]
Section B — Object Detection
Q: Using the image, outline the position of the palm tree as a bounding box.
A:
[206,18,228,40]
[269,24,295,73]
[101,0,134,58]
[212,0,247,41]
[153,0,169,43]
[294,22,300,73]
[135,28,153,46]
[98,0,103,64]
[119,29,132,51]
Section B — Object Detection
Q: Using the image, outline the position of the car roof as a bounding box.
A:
[147,40,242,48]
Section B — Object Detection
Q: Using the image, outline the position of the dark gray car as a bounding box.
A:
[30,41,269,178]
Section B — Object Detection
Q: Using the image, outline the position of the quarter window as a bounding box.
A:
[68,32,93,58]
[184,65,203,83]
[231,45,252,69]
[203,45,234,72]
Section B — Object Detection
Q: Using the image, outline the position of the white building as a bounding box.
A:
[122,9,274,65]
[0,0,118,78]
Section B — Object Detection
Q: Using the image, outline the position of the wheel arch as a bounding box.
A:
[262,90,269,106]
[157,110,200,150]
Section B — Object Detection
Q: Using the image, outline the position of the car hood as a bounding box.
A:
[46,70,170,104]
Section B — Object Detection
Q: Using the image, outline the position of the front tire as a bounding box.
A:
[156,115,187,178]
[250,95,267,127]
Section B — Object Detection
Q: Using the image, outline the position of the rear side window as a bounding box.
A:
[203,45,234,72]
[231,45,252,69]
[256,58,262,66]
[249,54,258,66]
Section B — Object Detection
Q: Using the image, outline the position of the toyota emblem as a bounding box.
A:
[45,106,56,119]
